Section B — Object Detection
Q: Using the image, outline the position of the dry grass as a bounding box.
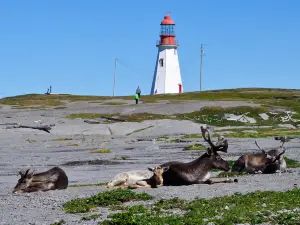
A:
[90,148,111,153]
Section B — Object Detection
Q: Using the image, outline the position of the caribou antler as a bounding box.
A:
[271,149,286,163]
[254,141,266,154]
[200,126,228,153]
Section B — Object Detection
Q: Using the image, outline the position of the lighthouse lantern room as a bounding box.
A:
[150,13,183,95]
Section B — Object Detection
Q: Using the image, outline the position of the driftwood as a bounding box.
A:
[6,125,52,133]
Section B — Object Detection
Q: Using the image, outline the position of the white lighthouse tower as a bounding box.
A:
[150,13,183,95]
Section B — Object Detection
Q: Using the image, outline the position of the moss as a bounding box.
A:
[101,188,300,225]
[183,143,206,151]
[49,219,65,225]
[81,214,101,221]
[63,188,153,213]
[90,148,111,153]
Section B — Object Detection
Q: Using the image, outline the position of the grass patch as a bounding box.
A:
[101,101,126,105]
[183,143,206,151]
[102,188,300,225]
[89,148,111,153]
[66,112,169,122]
[285,157,300,168]
[55,138,73,141]
[50,219,65,225]
[66,143,79,147]
[63,188,153,213]
[66,113,118,120]
[224,129,300,138]
[81,213,101,221]
[181,133,201,139]
[69,183,106,188]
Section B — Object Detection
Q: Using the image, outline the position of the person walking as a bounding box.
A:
[136,86,141,98]
[135,93,139,104]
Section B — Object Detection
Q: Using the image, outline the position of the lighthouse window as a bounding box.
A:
[159,58,164,67]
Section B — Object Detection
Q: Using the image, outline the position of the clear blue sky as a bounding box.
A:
[0,0,299,98]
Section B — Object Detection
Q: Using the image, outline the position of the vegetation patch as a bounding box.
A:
[101,188,300,225]
[181,133,201,139]
[224,129,300,138]
[183,143,206,151]
[156,136,181,143]
[63,188,153,213]
[49,219,65,225]
[90,148,111,153]
[285,157,300,168]
[66,143,79,147]
[81,214,101,221]
[66,113,118,120]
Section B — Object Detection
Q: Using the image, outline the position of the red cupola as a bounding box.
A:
[156,12,178,46]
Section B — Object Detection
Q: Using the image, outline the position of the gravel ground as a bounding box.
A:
[0,100,299,225]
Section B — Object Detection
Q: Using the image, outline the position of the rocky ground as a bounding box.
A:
[0,99,299,225]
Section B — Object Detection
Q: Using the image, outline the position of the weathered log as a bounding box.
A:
[6,125,52,133]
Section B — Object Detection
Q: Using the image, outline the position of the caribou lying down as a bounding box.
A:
[105,166,169,189]
[231,139,287,174]
[13,167,69,194]
[159,126,237,186]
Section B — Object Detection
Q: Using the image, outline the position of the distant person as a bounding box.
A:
[136,86,141,98]
[135,93,139,104]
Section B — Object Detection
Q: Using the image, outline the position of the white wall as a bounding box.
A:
[151,45,183,95]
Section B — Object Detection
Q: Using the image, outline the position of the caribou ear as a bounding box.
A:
[23,169,30,177]
[148,167,154,172]
[163,166,170,172]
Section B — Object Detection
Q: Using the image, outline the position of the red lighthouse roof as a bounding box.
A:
[160,13,175,25]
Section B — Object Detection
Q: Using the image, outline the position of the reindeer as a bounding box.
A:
[128,166,169,189]
[231,138,287,174]
[159,126,237,186]
[105,166,169,189]
[13,167,68,194]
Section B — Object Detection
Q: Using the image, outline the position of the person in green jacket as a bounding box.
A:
[135,93,139,104]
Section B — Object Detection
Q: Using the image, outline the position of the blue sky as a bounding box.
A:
[0,0,299,98]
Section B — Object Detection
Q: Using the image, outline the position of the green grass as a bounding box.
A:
[183,143,206,151]
[66,113,118,120]
[81,214,101,221]
[63,188,153,213]
[101,188,300,225]
[285,157,300,168]
[69,183,106,188]
[49,219,65,225]
[225,129,300,138]
[89,148,111,153]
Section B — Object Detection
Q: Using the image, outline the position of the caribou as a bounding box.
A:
[13,167,69,194]
[159,126,237,186]
[231,138,287,174]
[105,166,169,189]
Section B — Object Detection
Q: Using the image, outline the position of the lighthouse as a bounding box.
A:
[150,13,183,95]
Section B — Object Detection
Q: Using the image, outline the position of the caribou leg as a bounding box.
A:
[204,179,238,185]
